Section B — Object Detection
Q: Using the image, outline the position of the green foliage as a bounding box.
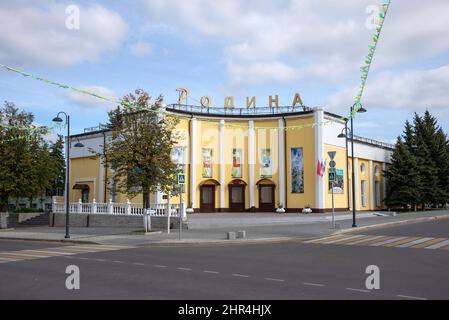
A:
[385,111,449,210]
[0,101,64,211]
[102,89,180,208]
[13,208,44,213]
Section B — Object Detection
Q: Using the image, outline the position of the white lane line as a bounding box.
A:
[265,278,285,282]
[322,235,366,244]
[26,250,77,256]
[78,257,89,260]
[346,288,371,293]
[132,262,145,266]
[397,294,427,300]
[0,252,48,258]
[177,267,192,271]
[153,264,167,268]
[303,282,325,287]
[396,237,434,248]
[204,270,220,274]
[0,256,20,261]
[424,239,449,249]
[232,273,250,278]
[94,258,106,262]
[369,237,407,247]
[113,260,124,264]
[346,235,385,245]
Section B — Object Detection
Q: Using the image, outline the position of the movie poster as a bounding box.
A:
[291,147,304,193]
[202,148,212,178]
[232,148,242,178]
[260,148,272,177]
[329,169,344,194]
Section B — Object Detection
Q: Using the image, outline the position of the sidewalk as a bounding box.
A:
[1,210,449,246]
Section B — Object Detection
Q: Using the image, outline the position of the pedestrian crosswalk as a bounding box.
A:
[304,234,449,251]
[0,244,132,264]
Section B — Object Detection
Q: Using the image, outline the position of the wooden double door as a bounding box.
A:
[228,185,245,212]
[200,185,215,212]
[258,184,275,212]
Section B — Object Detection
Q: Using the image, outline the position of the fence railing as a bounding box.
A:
[52,199,185,219]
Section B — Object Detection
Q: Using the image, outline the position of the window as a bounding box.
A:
[375,181,381,207]
[374,165,379,177]
[360,163,366,175]
[361,180,367,207]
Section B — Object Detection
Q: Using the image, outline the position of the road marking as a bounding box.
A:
[411,238,447,248]
[78,257,89,260]
[0,252,48,258]
[265,278,285,282]
[346,235,385,245]
[322,235,366,244]
[397,294,427,300]
[346,288,371,293]
[396,237,434,248]
[153,264,167,268]
[177,267,192,271]
[333,235,374,245]
[0,256,20,262]
[204,270,220,274]
[369,236,408,247]
[112,260,124,263]
[232,273,250,278]
[132,262,145,266]
[304,234,348,243]
[21,250,76,256]
[94,258,106,262]
[384,237,420,247]
[424,239,449,249]
[303,282,325,287]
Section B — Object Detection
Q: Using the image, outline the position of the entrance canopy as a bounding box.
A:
[199,179,220,186]
[256,178,275,186]
[72,184,89,190]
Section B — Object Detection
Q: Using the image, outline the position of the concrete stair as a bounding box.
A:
[17,213,49,227]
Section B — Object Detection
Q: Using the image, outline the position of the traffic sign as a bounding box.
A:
[328,169,336,182]
[177,173,185,185]
[329,160,336,168]
[328,151,336,161]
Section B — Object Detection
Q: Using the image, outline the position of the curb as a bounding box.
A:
[0,236,98,245]
[136,237,295,247]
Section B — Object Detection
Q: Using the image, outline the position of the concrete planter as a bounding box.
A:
[302,208,312,214]
[0,212,9,229]
[186,208,194,213]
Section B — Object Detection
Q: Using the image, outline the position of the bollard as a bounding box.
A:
[237,230,246,239]
[226,232,236,240]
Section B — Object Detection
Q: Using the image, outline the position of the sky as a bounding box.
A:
[1,0,449,143]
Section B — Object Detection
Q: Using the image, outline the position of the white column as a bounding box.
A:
[369,160,374,210]
[278,119,285,208]
[382,162,387,207]
[219,119,225,209]
[248,120,255,209]
[190,118,197,208]
[354,158,360,210]
[98,159,104,203]
[314,107,325,210]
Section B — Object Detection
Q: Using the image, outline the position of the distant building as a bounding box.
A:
[67,104,393,213]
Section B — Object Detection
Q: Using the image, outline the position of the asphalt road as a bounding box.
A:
[1,219,448,300]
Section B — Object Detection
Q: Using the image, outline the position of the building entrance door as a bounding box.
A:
[200,185,215,212]
[229,185,245,212]
[258,185,275,212]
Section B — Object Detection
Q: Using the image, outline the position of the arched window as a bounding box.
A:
[360,163,366,175]
[374,165,379,177]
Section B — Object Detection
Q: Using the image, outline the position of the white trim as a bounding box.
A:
[369,160,374,210]
[219,119,225,208]
[248,120,255,208]
[354,158,360,209]
[278,119,285,207]
[382,162,386,206]
[314,108,325,209]
[190,118,197,208]
[98,159,104,203]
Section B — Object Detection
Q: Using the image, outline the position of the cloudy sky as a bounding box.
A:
[1,0,448,142]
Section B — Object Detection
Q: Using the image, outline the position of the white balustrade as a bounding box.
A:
[52,200,182,217]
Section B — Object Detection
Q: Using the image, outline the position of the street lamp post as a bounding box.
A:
[338,103,366,228]
[52,112,83,239]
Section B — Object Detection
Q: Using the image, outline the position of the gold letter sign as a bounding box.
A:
[176,88,189,104]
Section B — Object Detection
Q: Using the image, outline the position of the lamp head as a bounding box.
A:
[74,142,84,148]
[52,116,63,123]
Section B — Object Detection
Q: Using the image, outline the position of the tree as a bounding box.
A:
[48,135,66,197]
[103,89,180,209]
[384,137,420,209]
[0,101,54,211]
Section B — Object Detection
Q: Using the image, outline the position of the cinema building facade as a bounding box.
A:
[67,104,393,213]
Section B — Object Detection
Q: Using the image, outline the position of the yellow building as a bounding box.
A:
[68,105,393,213]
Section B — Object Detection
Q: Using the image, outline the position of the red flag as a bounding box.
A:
[317,160,322,176]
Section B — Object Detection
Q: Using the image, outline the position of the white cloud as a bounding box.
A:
[0,1,128,67]
[129,41,153,58]
[63,85,117,109]
[327,65,449,113]
[140,0,449,86]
